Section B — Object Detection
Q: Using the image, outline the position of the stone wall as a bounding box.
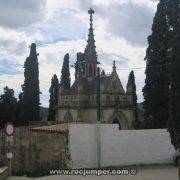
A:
[58,108,134,129]
[29,131,67,173]
[0,127,67,175]
[69,124,175,169]
[0,167,8,180]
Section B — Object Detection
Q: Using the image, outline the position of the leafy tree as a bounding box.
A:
[0,87,17,128]
[60,53,71,90]
[48,74,59,121]
[143,0,169,129]
[18,43,41,125]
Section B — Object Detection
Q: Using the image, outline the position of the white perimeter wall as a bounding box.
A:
[69,124,175,169]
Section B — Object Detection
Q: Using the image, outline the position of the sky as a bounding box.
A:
[0,0,158,107]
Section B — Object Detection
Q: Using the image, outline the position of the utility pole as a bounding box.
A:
[97,67,101,123]
[96,67,101,168]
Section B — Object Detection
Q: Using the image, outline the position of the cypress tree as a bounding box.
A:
[127,71,138,128]
[18,43,40,125]
[143,0,169,129]
[0,87,17,128]
[60,53,71,90]
[166,0,180,149]
[48,74,59,121]
[16,92,24,126]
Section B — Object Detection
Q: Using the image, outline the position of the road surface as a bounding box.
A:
[8,165,178,180]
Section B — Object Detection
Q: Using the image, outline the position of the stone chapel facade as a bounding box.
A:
[56,9,136,129]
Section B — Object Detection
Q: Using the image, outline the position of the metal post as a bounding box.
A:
[9,159,12,176]
[97,67,101,122]
[96,67,101,168]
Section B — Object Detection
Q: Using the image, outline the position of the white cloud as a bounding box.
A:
[0,0,158,106]
[0,74,24,99]
[93,0,126,6]
[0,0,46,29]
[46,0,78,19]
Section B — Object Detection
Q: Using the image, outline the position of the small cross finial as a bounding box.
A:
[88,8,95,15]
[113,60,116,71]
[88,8,95,25]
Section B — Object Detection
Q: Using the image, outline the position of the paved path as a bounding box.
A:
[8,165,179,180]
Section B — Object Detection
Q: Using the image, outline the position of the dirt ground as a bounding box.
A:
[8,165,179,180]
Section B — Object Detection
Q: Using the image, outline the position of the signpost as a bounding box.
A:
[4,122,14,176]
[96,67,101,168]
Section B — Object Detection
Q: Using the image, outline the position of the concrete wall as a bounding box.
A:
[69,124,98,169]
[69,124,175,169]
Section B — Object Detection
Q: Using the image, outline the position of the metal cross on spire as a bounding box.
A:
[88,8,95,28]
[84,8,97,61]
[88,8,95,15]
[113,60,116,71]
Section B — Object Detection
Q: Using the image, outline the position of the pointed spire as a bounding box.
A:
[84,8,97,61]
[89,8,94,31]
[113,60,116,71]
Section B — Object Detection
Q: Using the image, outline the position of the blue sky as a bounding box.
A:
[0,0,158,107]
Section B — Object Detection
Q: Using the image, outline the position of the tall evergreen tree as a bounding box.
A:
[0,87,17,128]
[16,92,24,126]
[143,0,169,129]
[18,43,40,125]
[127,71,138,128]
[166,0,180,149]
[48,74,59,121]
[60,53,71,90]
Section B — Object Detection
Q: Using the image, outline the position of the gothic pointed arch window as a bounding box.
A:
[89,65,93,76]
[64,111,73,123]
[86,64,88,76]
[94,64,96,76]
[112,118,121,130]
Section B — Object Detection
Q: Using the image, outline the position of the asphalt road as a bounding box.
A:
[8,165,179,180]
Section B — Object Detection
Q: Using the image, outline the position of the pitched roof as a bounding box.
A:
[30,123,72,133]
[69,75,112,95]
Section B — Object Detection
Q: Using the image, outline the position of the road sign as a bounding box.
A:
[4,122,15,136]
[6,152,13,159]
